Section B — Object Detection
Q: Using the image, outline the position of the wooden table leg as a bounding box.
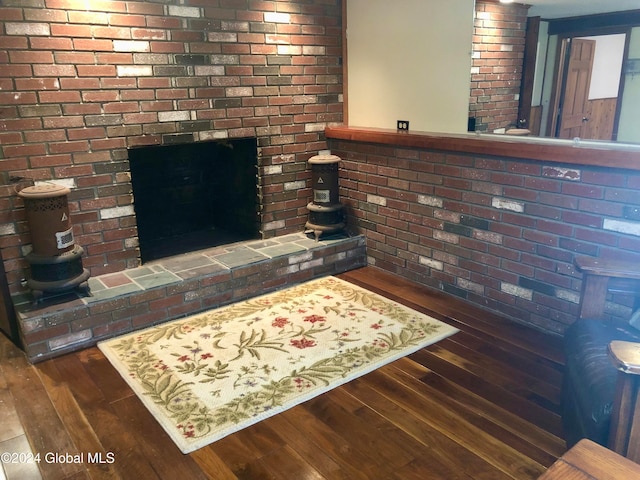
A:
[579,274,609,319]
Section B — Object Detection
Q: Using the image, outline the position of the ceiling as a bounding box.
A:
[523,0,640,19]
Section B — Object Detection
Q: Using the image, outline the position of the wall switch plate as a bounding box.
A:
[397,120,409,131]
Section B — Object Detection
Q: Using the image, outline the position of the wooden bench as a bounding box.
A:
[575,256,640,319]
[539,438,640,479]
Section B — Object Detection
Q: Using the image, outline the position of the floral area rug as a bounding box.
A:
[98,276,459,453]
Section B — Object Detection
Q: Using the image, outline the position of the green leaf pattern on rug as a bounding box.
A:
[232,328,288,361]
[105,277,452,443]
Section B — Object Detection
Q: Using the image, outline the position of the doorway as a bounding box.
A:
[549,34,626,140]
[548,33,627,141]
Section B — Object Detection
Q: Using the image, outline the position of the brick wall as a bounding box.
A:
[470,0,528,132]
[331,137,640,335]
[0,0,342,295]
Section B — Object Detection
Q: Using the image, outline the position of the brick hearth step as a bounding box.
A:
[14,233,366,363]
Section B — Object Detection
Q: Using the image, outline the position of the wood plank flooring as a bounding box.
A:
[0,266,567,479]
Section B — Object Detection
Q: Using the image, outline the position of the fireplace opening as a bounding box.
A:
[129,138,260,263]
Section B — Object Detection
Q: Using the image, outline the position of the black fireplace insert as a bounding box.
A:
[129,138,259,262]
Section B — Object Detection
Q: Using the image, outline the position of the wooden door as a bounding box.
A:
[559,39,596,139]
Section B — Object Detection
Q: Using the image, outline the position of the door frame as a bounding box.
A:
[546,36,569,137]
[546,29,630,140]
[520,10,639,140]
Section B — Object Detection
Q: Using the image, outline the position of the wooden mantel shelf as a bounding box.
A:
[325,125,640,172]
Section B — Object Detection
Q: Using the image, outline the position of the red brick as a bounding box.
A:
[130,311,168,329]
[93,319,134,338]
[562,183,604,199]
[73,39,114,51]
[92,26,132,39]
[149,41,185,53]
[49,141,90,154]
[39,91,82,103]
[25,130,67,143]
[23,323,70,345]
[562,211,602,228]
[65,102,101,115]
[9,51,54,63]
[77,65,117,77]
[109,14,146,27]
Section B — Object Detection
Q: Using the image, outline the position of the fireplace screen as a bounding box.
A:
[129,138,259,262]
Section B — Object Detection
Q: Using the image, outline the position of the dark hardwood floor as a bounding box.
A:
[0,266,567,479]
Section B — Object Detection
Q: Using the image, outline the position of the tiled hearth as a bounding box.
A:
[14,233,366,363]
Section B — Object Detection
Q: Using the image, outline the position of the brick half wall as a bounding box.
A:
[331,138,640,335]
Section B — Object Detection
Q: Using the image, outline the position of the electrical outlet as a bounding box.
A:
[397,120,409,131]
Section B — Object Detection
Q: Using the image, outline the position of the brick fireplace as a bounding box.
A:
[0,0,343,298]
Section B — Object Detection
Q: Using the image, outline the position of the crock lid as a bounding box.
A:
[308,154,341,164]
[18,184,71,199]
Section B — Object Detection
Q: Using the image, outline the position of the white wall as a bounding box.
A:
[618,27,640,143]
[580,34,625,99]
[346,0,474,133]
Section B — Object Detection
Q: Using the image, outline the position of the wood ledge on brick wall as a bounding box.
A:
[325,125,640,171]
